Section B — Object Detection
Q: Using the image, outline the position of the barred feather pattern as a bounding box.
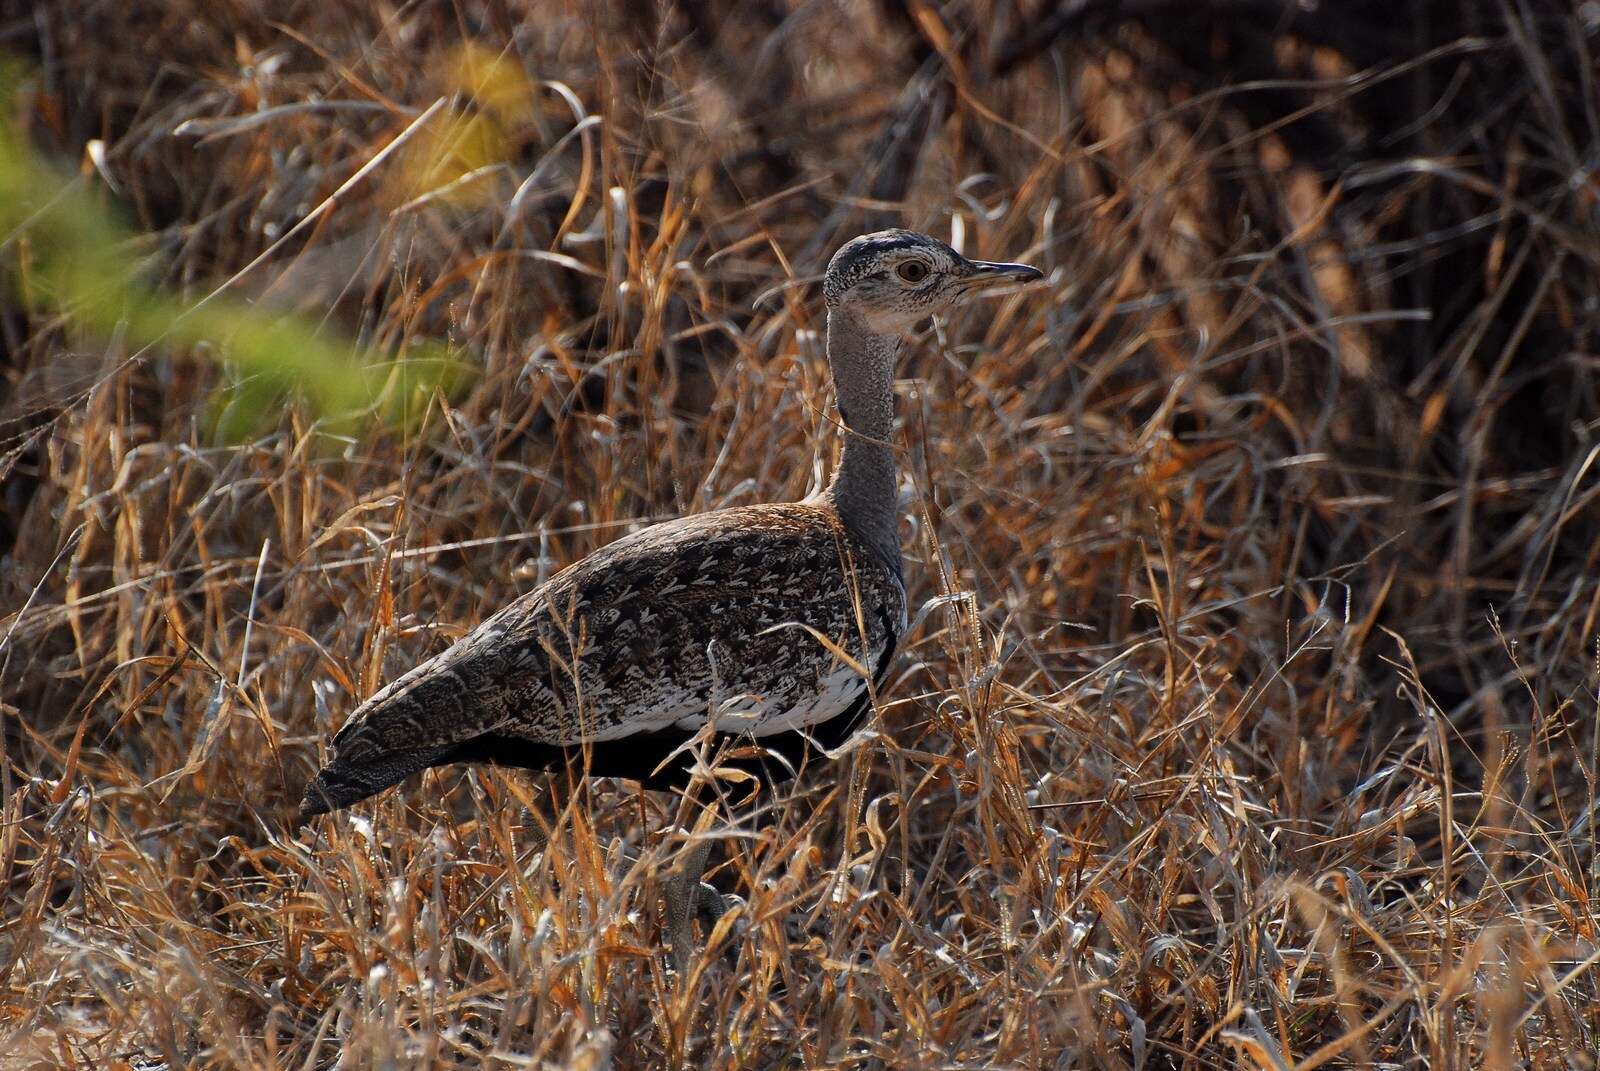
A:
[299,500,905,817]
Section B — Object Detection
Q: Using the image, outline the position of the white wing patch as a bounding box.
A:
[670,660,872,737]
[548,683,702,744]
[749,662,871,736]
[543,664,870,744]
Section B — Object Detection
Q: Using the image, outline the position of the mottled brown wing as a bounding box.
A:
[299,502,903,818]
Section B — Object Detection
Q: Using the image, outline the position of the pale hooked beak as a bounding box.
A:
[958,258,1044,294]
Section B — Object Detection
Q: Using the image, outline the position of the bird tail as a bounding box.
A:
[297,652,495,823]
[297,740,452,822]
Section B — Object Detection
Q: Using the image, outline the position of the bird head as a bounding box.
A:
[823,229,1042,335]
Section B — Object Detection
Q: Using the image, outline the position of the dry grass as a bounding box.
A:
[3,1,1600,1066]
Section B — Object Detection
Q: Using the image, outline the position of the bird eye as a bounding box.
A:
[896,261,928,283]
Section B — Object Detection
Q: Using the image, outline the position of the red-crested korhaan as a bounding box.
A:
[299,229,1040,959]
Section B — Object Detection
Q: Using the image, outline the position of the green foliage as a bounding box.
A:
[0,61,466,441]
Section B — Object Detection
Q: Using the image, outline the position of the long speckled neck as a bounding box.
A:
[824,307,902,571]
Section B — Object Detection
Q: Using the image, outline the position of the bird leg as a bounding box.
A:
[665,834,715,975]
[663,809,743,974]
[517,765,581,861]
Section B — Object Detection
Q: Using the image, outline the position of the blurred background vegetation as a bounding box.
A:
[1,2,1598,1067]
[0,60,461,444]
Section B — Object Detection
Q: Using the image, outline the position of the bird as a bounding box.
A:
[298,229,1041,963]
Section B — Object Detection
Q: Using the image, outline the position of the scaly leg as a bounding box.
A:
[663,817,748,974]
[665,834,717,974]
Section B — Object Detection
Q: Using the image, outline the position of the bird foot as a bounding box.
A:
[695,882,745,928]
